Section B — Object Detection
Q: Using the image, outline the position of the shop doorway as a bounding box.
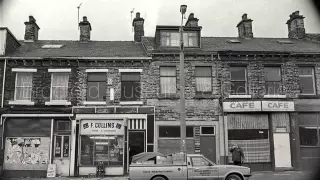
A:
[53,135,71,176]
[128,131,145,164]
[200,136,216,163]
[273,133,292,168]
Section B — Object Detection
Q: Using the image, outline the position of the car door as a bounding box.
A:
[188,156,219,180]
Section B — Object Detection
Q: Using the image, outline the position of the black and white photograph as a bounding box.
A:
[1,0,320,179]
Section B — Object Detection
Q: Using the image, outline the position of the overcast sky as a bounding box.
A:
[1,0,320,41]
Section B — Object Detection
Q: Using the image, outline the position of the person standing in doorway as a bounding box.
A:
[230,144,245,166]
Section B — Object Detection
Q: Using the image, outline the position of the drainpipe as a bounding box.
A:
[1,58,7,149]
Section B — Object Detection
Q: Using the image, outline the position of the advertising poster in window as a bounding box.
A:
[4,137,50,166]
[55,136,62,157]
[63,136,70,157]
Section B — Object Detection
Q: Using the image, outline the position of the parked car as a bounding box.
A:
[129,152,251,180]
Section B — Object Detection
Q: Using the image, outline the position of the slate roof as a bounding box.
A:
[7,40,147,57]
[147,37,320,54]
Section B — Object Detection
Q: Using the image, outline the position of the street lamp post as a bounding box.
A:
[179,4,187,153]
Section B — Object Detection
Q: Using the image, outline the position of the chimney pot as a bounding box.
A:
[29,16,36,22]
[83,16,87,22]
[136,12,140,18]
[242,13,248,20]
[185,13,199,27]
[189,13,194,19]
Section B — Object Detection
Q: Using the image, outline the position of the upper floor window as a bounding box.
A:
[160,31,198,47]
[264,67,281,95]
[121,72,140,101]
[87,73,106,101]
[51,73,69,101]
[195,66,212,94]
[230,67,246,95]
[299,67,316,95]
[15,72,33,101]
[160,67,176,95]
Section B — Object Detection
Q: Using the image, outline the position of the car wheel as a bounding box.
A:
[151,176,166,180]
[226,174,242,180]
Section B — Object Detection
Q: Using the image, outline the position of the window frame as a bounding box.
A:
[298,113,320,147]
[230,66,247,95]
[14,72,33,101]
[50,72,70,101]
[200,126,215,136]
[56,121,71,132]
[120,72,141,101]
[160,31,199,47]
[195,66,212,94]
[86,72,107,102]
[264,66,282,95]
[190,156,211,166]
[298,67,316,95]
[160,66,177,95]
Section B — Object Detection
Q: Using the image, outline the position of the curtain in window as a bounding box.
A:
[160,67,176,95]
[52,73,69,100]
[196,78,211,92]
[15,73,33,100]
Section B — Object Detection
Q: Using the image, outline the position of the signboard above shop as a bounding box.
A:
[223,101,261,112]
[80,120,124,135]
[261,101,294,112]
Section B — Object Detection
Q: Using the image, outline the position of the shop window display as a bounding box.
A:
[80,135,124,166]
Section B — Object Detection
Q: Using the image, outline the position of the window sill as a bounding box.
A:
[45,101,71,106]
[263,95,287,98]
[298,94,320,99]
[194,93,214,99]
[9,101,35,105]
[228,95,252,98]
[158,94,179,99]
[119,101,143,105]
[83,101,106,105]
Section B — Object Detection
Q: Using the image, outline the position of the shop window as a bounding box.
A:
[50,73,69,101]
[159,126,194,138]
[121,72,140,101]
[14,72,33,101]
[56,121,71,131]
[230,67,247,95]
[200,126,215,135]
[54,135,70,158]
[80,135,124,166]
[195,67,212,94]
[228,129,268,140]
[264,67,282,95]
[299,127,318,146]
[299,67,316,95]
[87,73,106,101]
[160,67,176,95]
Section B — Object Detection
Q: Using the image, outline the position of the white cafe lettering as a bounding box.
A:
[230,102,255,109]
[267,102,289,109]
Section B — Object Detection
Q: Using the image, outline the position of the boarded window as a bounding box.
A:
[87,73,106,101]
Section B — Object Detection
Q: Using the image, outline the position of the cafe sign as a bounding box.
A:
[80,120,124,135]
[223,101,261,112]
[262,101,294,112]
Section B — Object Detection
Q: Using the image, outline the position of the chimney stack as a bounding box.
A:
[236,13,253,38]
[79,16,92,41]
[24,16,40,41]
[286,11,305,39]
[185,13,199,27]
[132,12,144,42]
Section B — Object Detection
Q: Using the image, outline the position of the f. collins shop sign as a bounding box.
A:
[223,101,294,112]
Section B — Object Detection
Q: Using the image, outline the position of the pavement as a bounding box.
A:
[1,171,316,180]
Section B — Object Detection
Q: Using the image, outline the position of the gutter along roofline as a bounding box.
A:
[0,56,152,60]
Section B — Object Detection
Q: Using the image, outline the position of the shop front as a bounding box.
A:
[1,117,51,178]
[78,119,125,176]
[223,100,294,171]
